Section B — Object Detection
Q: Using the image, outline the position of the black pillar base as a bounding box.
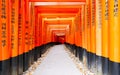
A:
[96,56,102,75]
[89,53,96,72]
[38,46,41,58]
[109,60,120,75]
[27,52,30,68]
[76,47,80,58]
[23,52,29,72]
[82,49,88,67]
[28,50,32,66]
[34,47,38,61]
[10,57,18,75]
[0,59,11,75]
[87,52,91,69]
[102,57,109,75]
[36,47,40,59]
[79,47,83,62]
[18,54,23,75]
[31,48,35,64]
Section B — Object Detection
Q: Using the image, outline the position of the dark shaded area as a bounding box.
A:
[23,52,29,71]
[18,54,24,75]
[10,57,18,75]
[109,60,120,75]
[0,59,11,75]
[102,57,109,75]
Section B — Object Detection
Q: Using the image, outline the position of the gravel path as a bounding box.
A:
[33,45,83,75]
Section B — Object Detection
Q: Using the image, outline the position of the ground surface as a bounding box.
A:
[33,45,83,75]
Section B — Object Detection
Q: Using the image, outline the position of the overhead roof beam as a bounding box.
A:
[34,2,85,6]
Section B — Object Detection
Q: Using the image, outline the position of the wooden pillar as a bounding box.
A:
[95,0,102,75]
[10,0,19,75]
[108,0,120,75]
[101,0,109,75]
[0,0,10,75]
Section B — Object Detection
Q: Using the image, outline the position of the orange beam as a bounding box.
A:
[44,20,72,24]
[35,5,82,8]
[35,6,79,13]
[40,13,76,18]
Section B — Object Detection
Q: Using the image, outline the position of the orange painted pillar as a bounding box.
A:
[84,5,88,51]
[108,0,120,75]
[86,0,91,69]
[36,11,41,59]
[31,2,35,64]
[38,15,42,57]
[34,8,40,61]
[70,19,75,44]
[21,0,25,71]
[75,31,82,47]
[28,2,33,65]
[29,2,35,65]
[82,4,88,67]
[18,0,24,74]
[65,26,69,43]
[20,0,28,71]
[9,0,19,75]
[25,0,29,53]
[74,18,78,46]
[101,0,109,75]
[0,0,10,75]
[42,19,45,44]
[28,2,32,52]
[43,20,48,44]
[87,1,91,53]
[32,17,35,61]
[45,23,47,43]
[90,0,96,72]
[25,0,31,69]
[79,5,85,62]
[76,11,82,47]
[38,15,42,45]
[41,19,43,44]
[95,0,102,74]
[35,11,38,48]
[81,6,85,49]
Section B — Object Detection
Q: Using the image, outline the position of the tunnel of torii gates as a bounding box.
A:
[0,0,120,75]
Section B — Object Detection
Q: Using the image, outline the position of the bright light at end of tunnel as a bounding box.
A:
[56,33,65,36]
